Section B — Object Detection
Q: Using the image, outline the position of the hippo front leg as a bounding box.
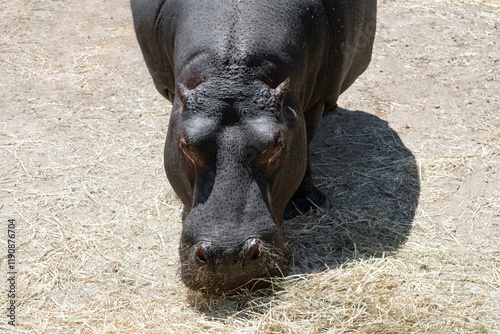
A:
[284,103,332,219]
[284,152,332,219]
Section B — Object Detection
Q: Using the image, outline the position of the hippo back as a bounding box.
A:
[131,0,376,113]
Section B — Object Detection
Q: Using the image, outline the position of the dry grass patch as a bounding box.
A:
[182,249,492,333]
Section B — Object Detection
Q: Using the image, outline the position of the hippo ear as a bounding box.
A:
[272,77,291,103]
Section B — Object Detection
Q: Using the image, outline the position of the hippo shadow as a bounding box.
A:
[285,107,420,274]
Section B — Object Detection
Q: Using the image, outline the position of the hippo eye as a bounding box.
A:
[179,135,202,170]
[274,136,283,148]
[259,134,284,172]
[268,136,284,164]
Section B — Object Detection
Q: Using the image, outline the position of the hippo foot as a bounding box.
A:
[284,186,331,219]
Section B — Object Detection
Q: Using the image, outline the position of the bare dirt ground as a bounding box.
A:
[1,0,499,332]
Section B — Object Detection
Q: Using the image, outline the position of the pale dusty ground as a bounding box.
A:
[0,0,499,333]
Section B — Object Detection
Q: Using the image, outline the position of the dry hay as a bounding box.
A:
[0,0,499,333]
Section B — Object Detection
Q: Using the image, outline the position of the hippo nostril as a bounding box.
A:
[195,246,208,263]
[249,243,261,260]
[245,239,261,260]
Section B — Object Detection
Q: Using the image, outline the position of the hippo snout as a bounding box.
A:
[180,236,290,294]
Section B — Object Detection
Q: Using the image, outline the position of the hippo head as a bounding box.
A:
[164,74,307,294]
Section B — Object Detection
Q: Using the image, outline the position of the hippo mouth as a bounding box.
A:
[179,238,291,295]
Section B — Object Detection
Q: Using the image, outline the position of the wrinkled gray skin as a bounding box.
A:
[131,0,376,294]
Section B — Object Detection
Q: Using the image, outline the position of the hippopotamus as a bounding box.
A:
[131,0,376,294]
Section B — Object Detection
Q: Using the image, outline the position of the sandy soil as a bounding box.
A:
[1,0,499,332]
